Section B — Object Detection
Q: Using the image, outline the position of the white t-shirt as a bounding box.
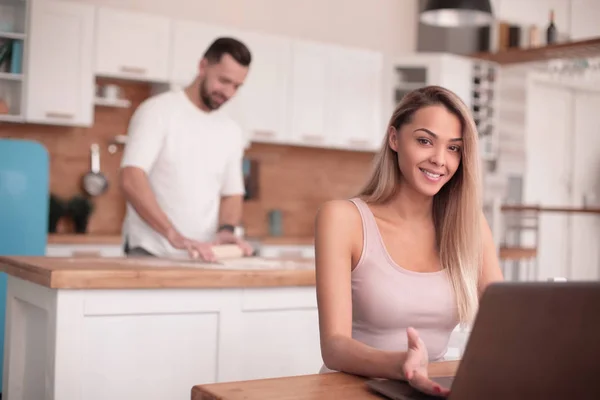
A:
[120,89,246,256]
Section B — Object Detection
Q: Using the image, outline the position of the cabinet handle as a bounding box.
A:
[120,66,147,75]
[302,134,324,143]
[348,139,370,147]
[46,112,74,119]
[253,130,275,139]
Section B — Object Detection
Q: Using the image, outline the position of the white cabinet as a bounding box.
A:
[170,20,244,85]
[392,53,500,160]
[392,53,474,110]
[288,40,332,147]
[169,22,292,145]
[287,41,384,151]
[232,31,291,144]
[25,0,95,126]
[328,47,383,151]
[5,279,322,398]
[94,7,170,82]
[236,288,322,380]
[46,244,124,258]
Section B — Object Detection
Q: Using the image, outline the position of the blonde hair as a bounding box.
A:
[358,85,483,323]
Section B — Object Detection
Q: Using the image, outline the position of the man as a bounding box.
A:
[119,37,254,261]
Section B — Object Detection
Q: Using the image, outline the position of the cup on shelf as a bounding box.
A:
[101,84,122,101]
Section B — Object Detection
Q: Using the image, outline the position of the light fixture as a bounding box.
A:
[420,0,494,28]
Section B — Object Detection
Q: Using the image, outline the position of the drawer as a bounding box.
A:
[46,244,124,258]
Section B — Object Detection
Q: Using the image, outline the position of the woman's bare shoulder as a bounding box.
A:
[315,199,363,269]
[315,199,362,229]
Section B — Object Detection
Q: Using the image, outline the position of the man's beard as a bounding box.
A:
[199,80,223,111]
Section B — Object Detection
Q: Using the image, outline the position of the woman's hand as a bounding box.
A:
[402,327,451,398]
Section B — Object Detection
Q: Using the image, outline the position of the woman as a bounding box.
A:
[314,86,503,397]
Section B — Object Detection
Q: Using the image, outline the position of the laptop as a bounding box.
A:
[366,281,600,399]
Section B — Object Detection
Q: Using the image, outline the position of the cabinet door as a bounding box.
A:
[170,20,244,85]
[569,91,600,281]
[233,32,291,144]
[327,47,383,151]
[95,8,170,82]
[25,0,94,126]
[235,288,322,380]
[288,41,331,148]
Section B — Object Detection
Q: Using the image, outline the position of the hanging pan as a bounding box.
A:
[82,143,109,196]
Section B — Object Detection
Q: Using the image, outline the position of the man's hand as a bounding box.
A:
[213,230,255,256]
[166,228,217,262]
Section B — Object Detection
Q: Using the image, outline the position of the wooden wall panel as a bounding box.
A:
[0,80,375,238]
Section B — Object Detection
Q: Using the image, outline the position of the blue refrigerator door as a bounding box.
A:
[0,139,49,392]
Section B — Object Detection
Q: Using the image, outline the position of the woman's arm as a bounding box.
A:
[478,212,504,297]
[315,200,407,380]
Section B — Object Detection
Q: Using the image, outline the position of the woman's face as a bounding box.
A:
[389,105,463,197]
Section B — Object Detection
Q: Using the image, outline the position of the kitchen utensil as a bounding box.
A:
[82,143,108,196]
[211,244,245,260]
[268,209,283,237]
[48,193,66,233]
[67,195,94,233]
[102,84,121,100]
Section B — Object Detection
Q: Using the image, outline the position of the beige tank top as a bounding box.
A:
[319,197,459,373]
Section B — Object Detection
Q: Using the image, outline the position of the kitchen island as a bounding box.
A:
[0,255,321,400]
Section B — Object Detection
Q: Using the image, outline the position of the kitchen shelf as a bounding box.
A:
[0,113,23,122]
[0,31,26,40]
[94,96,131,108]
[470,37,600,65]
[0,72,23,81]
[110,134,127,144]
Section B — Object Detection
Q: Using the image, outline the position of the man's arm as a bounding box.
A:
[120,166,178,240]
[119,98,181,243]
[218,134,246,230]
[213,138,254,256]
[218,194,244,228]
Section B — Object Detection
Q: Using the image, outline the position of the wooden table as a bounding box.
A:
[191,361,460,400]
[0,255,320,400]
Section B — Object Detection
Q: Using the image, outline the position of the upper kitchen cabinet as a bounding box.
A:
[0,0,27,122]
[327,47,383,151]
[25,0,95,126]
[392,53,499,160]
[170,20,244,85]
[232,31,291,144]
[170,23,290,144]
[287,40,333,148]
[94,7,170,82]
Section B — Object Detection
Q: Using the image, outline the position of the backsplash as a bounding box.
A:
[0,78,375,238]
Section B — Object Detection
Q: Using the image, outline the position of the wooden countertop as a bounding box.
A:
[192,360,459,400]
[47,234,122,245]
[46,234,314,246]
[257,236,314,245]
[0,256,315,290]
[501,204,600,214]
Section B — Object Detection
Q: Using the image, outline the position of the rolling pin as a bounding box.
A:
[211,244,246,260]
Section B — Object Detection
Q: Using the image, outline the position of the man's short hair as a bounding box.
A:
[203,37,252,67]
